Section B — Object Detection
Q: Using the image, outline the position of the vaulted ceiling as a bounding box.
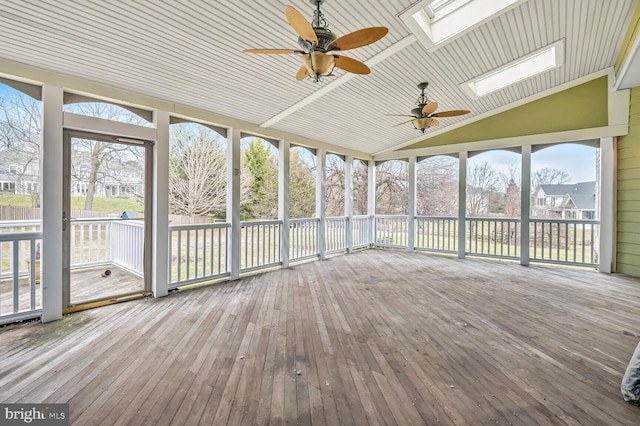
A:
[0,0,636,157]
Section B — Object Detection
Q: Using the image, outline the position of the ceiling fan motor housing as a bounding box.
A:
[298,28,336,52]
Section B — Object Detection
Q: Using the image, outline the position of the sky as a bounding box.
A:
[471,143,597,183]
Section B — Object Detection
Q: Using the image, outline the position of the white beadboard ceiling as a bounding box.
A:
[0,0,636,156]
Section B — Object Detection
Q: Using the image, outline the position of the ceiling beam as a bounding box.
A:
[259,35,417,129]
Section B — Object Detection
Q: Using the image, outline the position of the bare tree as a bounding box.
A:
[500,165,521,218]
[417,156,458,216]
[353,160,368,216]
[289,147,315,218]
[467,161,500,217]
[532,167,570,189]
[65,103,149,210]
[376,160,408,214]
[325,154,345,216]
[169,125,247,218]
[0,93,42,206]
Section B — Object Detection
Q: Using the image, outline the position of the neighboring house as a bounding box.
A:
[533,181,596,220]
[0,148,39,196]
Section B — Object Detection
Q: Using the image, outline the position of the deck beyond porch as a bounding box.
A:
[0,250,639,425]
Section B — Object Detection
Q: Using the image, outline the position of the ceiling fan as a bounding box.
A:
[243,0,388,82]
[386,82,471,133]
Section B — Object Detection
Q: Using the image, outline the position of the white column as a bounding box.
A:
[316,149,326,259]
[345,155,354,253]
[457,152,467,259]
[599,137,616,273]
[407,156,417,252]
[368,160,376,246]
[41,85,64,323]
[227,128,241,279]
[152,110,169,297]
[520,145,531,266]
[279,140,290,268]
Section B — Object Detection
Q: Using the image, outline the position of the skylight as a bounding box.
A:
[461,40,565,99]
[400,0,526,50]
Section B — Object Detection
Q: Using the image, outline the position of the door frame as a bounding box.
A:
[62,129,154,309]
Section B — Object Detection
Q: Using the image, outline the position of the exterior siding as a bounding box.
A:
[617,87,640,277]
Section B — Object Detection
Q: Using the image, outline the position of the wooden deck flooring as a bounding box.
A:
[1,249,640,425]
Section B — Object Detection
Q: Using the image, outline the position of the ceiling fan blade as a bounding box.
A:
[431,118,440,126]
[331,27,389,51]
[384,114,416,117]
[285,5,318,44]
[422,102,438,115]
[433,109,471,117]
[243,48,298,54]
[296,65,307,81]
[333,55,370,74]
[393,119,415,127]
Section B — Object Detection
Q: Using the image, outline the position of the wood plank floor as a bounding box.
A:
[1,250,640,425]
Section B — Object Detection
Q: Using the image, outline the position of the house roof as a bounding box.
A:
[540,181,596,210]
[0,0,637,158]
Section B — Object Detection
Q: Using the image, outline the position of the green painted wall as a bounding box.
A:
[617,86,640,277]
[400,76,609,151]
[615,1,640,73]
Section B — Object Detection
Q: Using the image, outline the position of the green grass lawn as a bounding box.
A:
[0,195,143,213]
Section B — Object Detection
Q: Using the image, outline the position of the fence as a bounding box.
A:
[290,218,320,261]
[530,219,599,265]
[240,220,282,272]
[169,222,230,289]
[466,217,521,258]
[0,230,41,322]
[375,215,410,247]
[415,216,457,253]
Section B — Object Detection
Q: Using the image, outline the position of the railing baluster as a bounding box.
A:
[30,240,36,310]
[13,240,19,313]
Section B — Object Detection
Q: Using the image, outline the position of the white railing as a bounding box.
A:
[530,219,599,266]
[325,217,347,254]
[69,219,112,269]
[0,230,42,323]
[375,215,409,247]
[0,220,40,279]
[352,216,373,249]
[290,218,320,261]
[110,219,145,276]
[415,216,458,253]
[466,218,521,258]
[241,220,282,272]
[169,222,230,288]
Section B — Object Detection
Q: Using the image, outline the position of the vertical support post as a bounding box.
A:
[520,145,532,266]
[279,140,290,268]
[368,160,376,246]
[316,149,327,259]
[345,155,354,253]
[408,156,417,253]
[458,151,468,259]
[152,110,169,297]
[598,137,616,273]
[227,128,241,279]
[41,84,64,323]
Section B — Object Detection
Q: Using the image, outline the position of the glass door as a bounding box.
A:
[62,131,152,308]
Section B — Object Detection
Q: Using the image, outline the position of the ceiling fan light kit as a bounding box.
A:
[243,1,388,82]
[386,82,471,133]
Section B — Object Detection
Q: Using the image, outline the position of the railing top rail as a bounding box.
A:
[240,219,284,226]
[466,217,521,221]
[71,217,142,223]
[0,231,42,242]
[376,215,409,219]
[290,217,321,223]
[169,222,231,231]
[352,215,373,219]
[326,216,348,221]
[0,220,41,227]
[415,216,458,220]
[530,218,600,224]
